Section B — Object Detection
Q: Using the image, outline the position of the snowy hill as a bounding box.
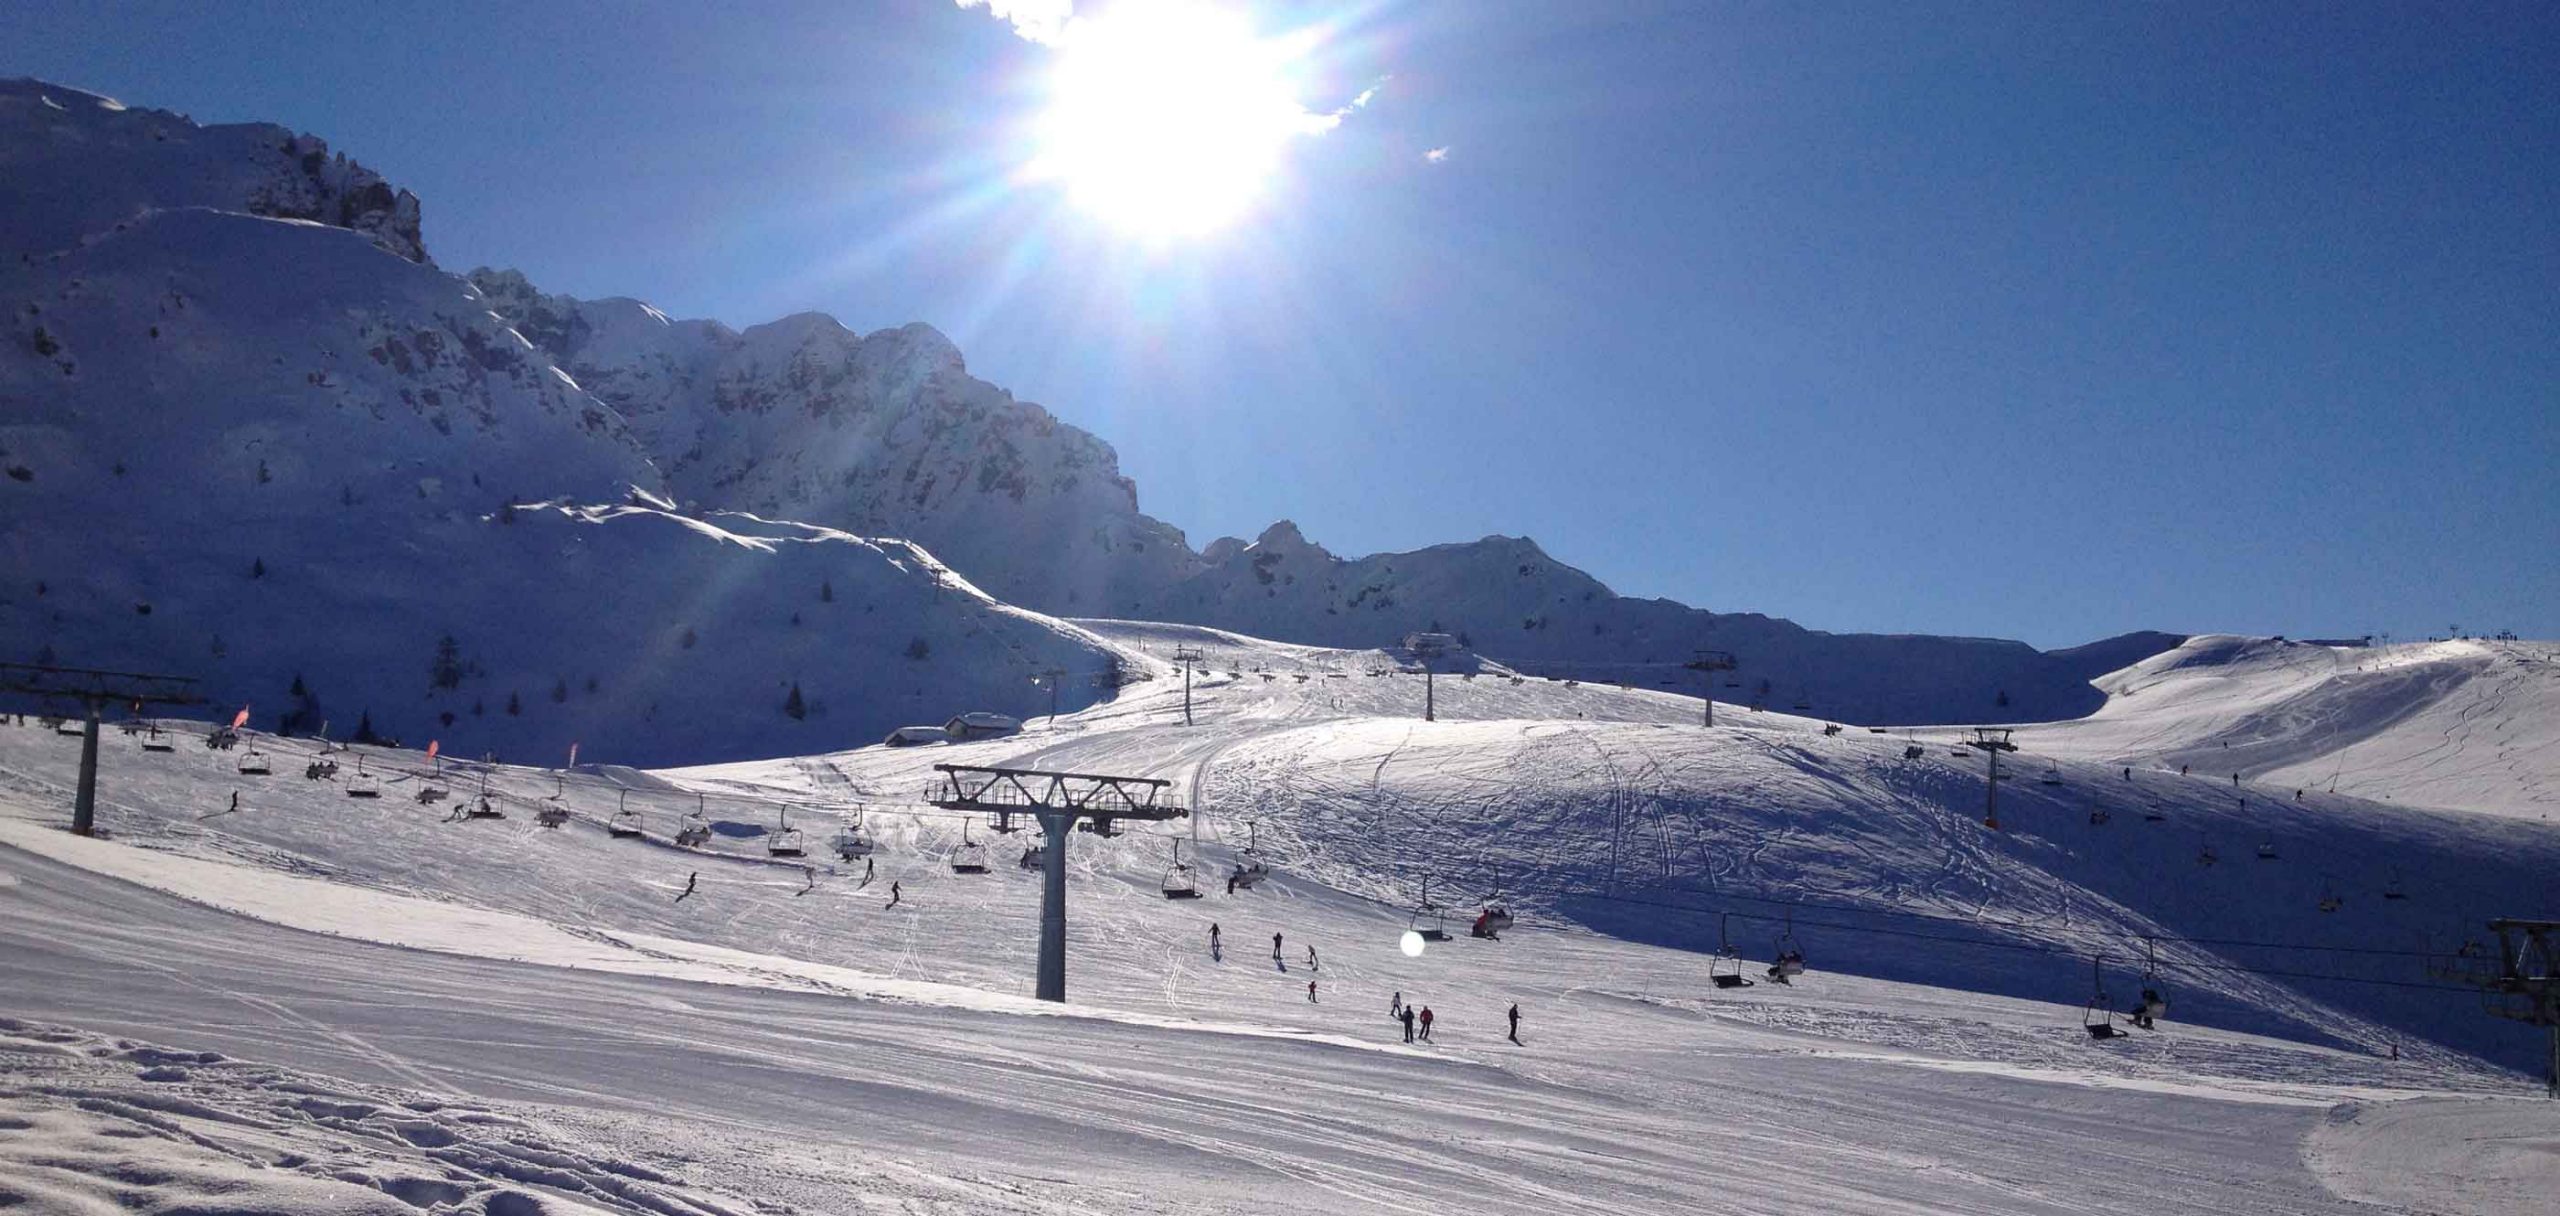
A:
[2026,634,2560,821]
[3,609,2557,1212]
[0,78,424,264]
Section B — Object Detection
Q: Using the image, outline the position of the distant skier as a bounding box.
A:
[2122,767,2131,780]
[1209,923,1222,952]
[1391,991,1403,1019]
[2295,788,2304,802]
[1272,931,1285,968]
[1418,1007,1434,1042]
[1508,1003,1521,1045]
[1306,944,1319,971]
[1400,1005,1416,1042]
[1227,872,1239,895]
[864,856,874,882]
[227,791,239,813]
[2180,764,2189,776]
[887,881,902,909]
[1307,980,1318,1003]
[2232,772,2241,787]
[674,872,698,902]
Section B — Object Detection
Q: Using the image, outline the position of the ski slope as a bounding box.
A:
[2,621,2556,1214]
[2018,635,2560,821]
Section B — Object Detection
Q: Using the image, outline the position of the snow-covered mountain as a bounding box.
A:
[1127,519,2179,723]
[1,79,425,264]
[0,81,1120,763]
[467,268,1205,616]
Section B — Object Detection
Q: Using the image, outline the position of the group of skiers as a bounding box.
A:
[1207,925,1522,1046]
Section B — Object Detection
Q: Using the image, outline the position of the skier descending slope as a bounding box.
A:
[674,872,698,903]
[1307,980,1318,1003]
[1272,931,1285,970]
[1509,1003,1522,1045]
[1208,923,1222,960]
[886,881,902,909]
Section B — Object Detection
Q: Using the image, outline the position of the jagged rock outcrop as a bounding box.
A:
[0,79,426,264]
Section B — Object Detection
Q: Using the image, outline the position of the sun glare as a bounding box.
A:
[1031,2,1334,237]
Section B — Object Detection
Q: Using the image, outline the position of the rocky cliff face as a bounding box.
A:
[468,270,1204,616]
[1,79,426,265]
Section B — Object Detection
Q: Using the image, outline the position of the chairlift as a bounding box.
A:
[235,748,272,776]
[2318,884,2342,913]
[345,756,380,799]
[2196,842,2217,866]
[833,814,875,859]
[53,719,84,737]
[537,802,570,829]
[1767,915,1807,983]
[675,797,713,847]
[2255,840,2278,860]
[1710,913,1755,988]
[950,820,988,873]
[1019,840,1046,870]
[607,790,644,838]
[1161,838,1201,900]
[1230,821,1271,891]
[2084,956,2123,1040]
[2040,764,2063,785]
[1472,905,1514,938]
[140,725,175,753]
[2088,806,2111,826]
[415,784,448,805]
[465,795,506,820]
[2131,941,2169,1028]
[2382,872,2407,901]
[767,806,806,857]
[1409,876,1453,941]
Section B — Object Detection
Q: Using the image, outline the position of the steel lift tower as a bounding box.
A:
[925,764,1188,1002]
[1965,727,2019,831]
[0,662,202,836]
[1685,649,1737,727]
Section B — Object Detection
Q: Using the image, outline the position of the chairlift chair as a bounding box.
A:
[2041,764,2063,785]
[2382,872,2407,900]
[2256,840,2278,860]
[833,816,875,860]
[1710,914,1755,988]
[1472,906,1514,938]
[2088,806,2111,826]
[2128,943,2169,1029]
[235,748,271,776]
[2084,957,2123,1039]
[465,795,506,820]
[2318,886,2342,913]
[675,805,713,848]
[1767,917,1807,983]
[767,806,807,858]
[537,803,571,828]
[1162,839,1201,900]
[140,725,175,753]
[1019,841,1045,870]
[344,757,380,799]
[1230,822,1271,890]
[950,821,988,873]
[607,791,644,838]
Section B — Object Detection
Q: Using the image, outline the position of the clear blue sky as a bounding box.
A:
[13,2,2555,647]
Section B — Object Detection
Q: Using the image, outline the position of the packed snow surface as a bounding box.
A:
[3,621,2556,1213]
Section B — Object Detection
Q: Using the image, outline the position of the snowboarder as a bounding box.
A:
[887,881,903,909]
[674,872,698,902]
[1400,1005,1416,1042]
[1508,1003,1521,1044]
[1307,980,1318,1003]
[1418,1007,1434,1041]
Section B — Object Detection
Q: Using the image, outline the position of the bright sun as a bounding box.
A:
[1031,2,1335,237]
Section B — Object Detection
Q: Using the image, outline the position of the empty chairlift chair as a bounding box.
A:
[2041,763,2064,785]
[2084,958,2123,1040]
[1161,839,1201,900]
[235,747,272,776]
[949,822,988,874]
[140,725,174,753]
[2256,840,2279,860]
[345,757,380,799]
[1409,877,1453,942]
[767,807,807,858]
[608,791,644,838]
[1710,914,1754,988]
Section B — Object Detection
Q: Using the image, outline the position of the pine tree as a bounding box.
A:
[550,677,568,704]
[289,673,309,699]
[352,711,379,745]
[820,579,834,603]
[250,557,266,579]
[430,635,464,690]
[783,682,807,720]
[506,691,522,716]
